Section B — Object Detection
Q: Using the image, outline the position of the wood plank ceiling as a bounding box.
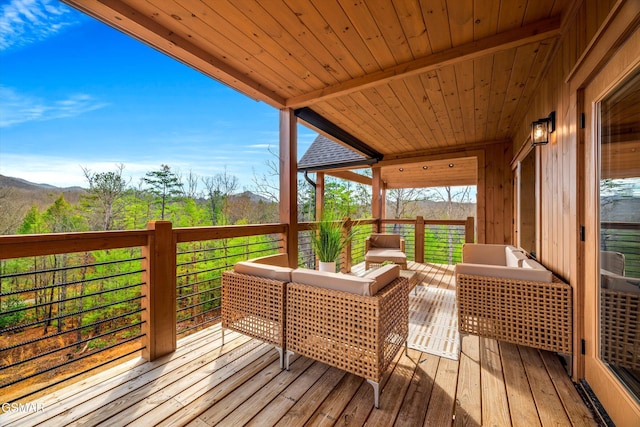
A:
[65,0,570,159]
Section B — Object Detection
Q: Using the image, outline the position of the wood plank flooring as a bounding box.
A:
[1,263,597,427]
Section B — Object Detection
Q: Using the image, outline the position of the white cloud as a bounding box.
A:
[0,86,108,127]
[0,0,80,51]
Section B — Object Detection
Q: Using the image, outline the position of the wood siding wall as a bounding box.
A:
[483,142,514,245]
[511,0,619,280]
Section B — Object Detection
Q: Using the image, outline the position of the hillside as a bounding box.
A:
[0,175,87,234]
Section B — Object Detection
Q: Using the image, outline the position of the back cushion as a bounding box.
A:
[250,253,289,267]
[369,233,401,249]
[363,264,400,295]
[462,244,507,265]
[234,261,292,282]
[291,269,375,296]
[505,247,528,267]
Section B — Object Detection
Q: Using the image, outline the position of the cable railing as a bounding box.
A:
[175,233,283,338]
[0,230,149,402]
[601,221,640,278]
[0,218,473,402]
[382,217,475,265]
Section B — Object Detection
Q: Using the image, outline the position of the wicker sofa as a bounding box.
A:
[221,253,291,368]
[285,264,409,409]
[455,244,573,354]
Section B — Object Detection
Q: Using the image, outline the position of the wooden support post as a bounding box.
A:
[465,216,475,243]
[372,167,382,232]
[415,216,425,263]
[280,108,298,268]
[341,217,352,273]
[142,220,176,361]
[316,172,325,221]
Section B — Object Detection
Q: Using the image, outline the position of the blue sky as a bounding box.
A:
[0,0,316,191]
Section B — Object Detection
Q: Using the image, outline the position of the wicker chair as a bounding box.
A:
[365,233,407,269]
[600,271,640,370]
[221,254,290,368]
[285,273,409,408]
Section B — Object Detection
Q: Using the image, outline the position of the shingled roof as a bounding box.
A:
[298,135,376,172]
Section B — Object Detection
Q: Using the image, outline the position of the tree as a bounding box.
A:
[202,167,238,225]
[143,165,184,220]
[81,164,129,230]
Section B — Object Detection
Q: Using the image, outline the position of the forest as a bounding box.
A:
[0,163,475,400]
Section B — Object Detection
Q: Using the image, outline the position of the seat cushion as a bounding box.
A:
[291,268,375,296]
[456,262,553,283]
[234,261,293,282]
[365,248,407,264]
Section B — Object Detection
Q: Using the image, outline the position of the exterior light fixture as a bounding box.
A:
[448,163,454,168]
[398,167,404,172]
[422,166,428,170]
[530,111,556,146]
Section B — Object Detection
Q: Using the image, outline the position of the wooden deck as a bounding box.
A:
[2,263,597,427]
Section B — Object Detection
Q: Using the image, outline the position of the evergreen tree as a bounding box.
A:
[143,165,184,220]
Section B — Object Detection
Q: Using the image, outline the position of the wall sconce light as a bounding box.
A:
[530,111,556,146]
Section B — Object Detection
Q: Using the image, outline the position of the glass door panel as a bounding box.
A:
[598,69,640,401]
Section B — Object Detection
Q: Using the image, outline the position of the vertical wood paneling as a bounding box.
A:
[483,142,513,244]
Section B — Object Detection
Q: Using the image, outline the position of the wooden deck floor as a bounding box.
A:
[3,263,598,427]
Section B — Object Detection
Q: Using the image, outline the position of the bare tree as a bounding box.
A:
[82,164,129,230]
[202,167,238,225]
[251,146,280,202]
[183,170,201,199]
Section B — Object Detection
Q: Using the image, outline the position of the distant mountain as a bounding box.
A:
[0,175,87,234]
[231,191,272,204]
[0,175,85,192]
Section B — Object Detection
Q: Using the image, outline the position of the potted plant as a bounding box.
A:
[311,214,354,272]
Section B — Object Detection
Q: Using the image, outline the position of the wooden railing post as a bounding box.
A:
[341,218,352,273]
[415,216,425,263]
[465,216,475,243]
[142,220,176,361]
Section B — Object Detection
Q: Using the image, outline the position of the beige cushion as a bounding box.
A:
[368,233,402,249]
[365,248,407,264]
[462,244,506,266]
[455,263,552,283]
[601,251,625,276]
[249,253,289,267]
[291,268,376,296]
[505,246,527,267]
[363,264,400,295]
[601,269,640,293]
[234,261,292,282]
[522,259,545,270]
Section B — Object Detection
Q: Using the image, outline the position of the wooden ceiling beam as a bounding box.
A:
[286,16,561,109]
[63,0,286,108]
[325,170,373,186]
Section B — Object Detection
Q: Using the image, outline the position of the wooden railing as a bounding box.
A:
[0,222,286,402]
[0,217,473,401]
[298,217,475,272]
